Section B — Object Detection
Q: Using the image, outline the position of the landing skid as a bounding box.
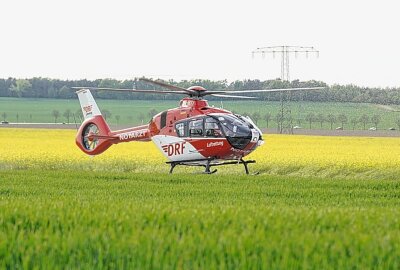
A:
[167,158,256,175]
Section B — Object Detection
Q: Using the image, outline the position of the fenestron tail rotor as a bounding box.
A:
[82,123,100,151]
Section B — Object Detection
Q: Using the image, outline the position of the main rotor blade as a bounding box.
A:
[215,86,325,94]
[211,94,257,99]
[71,87,188,95]
[139,78,197,95]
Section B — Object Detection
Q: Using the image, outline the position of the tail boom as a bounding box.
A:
[75,88,151,156]
[76,116,151,155]
[110,125,150,143]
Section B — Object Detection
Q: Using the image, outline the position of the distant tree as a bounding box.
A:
[286,115,294,131]
[396,118,400,130]
[71,113,80,125]
[52,110,60,123]
[2,112,7,122]
[148,109,158,118]
[326,114,336,130]
[371,114,381,129]
[115,115,121,125]
[103,109,112,121]
[264,112,272,128]
[350,118,358,130]
[305,113,315,129]
[296,117,302,127]
[359,114,369,130]
[63,109,72,124]
[9,79,32,97]
[138,113,145,124]
[251,112,261,124]
[16,113,19,123]
[29,114,33,122]
[275,113,283,132]
[58,85,74,99]
[75,109,83,122]
[337,114,348,129]
[97,79,120,99]
[316,113,325,128]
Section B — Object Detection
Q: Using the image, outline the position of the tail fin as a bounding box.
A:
[76,89,102,119]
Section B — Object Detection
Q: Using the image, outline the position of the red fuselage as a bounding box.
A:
[76,97,263,162]
[148,98,263,162]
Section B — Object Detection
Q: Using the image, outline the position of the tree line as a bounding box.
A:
[1,77,400,104]
[245,112,400,131]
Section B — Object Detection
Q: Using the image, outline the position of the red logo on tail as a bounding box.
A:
[83,105,92,113]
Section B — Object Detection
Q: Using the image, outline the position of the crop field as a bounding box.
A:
[1,128,400,269]
[1,97,400,130]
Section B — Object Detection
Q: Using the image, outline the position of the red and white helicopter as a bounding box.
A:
[73,78,323,174]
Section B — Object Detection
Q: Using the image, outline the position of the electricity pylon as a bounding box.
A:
[252,46,319,134]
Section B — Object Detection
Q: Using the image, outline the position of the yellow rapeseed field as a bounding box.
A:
[1,128,399,179]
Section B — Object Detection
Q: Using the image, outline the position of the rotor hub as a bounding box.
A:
[187,86,206,92]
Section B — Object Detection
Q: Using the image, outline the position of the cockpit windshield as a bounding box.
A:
[210,114,253,149]
[211,114,250,137]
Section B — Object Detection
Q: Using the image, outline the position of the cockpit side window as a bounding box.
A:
[205,117,223,137]
[175,122,187,137]
[189,119,203,137]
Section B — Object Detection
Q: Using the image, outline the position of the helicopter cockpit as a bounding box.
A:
[175,113,261,149]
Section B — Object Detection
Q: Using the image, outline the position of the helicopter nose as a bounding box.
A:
[251,129,260,142]
[251,129,264,147]
[226,128,258,150]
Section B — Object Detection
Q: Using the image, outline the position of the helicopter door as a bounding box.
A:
[204,117,223,137]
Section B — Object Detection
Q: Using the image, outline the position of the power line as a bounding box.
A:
[252,45,319,81]
[252,45,319,134]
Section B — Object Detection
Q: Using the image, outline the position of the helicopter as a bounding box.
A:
[73,78,323,174]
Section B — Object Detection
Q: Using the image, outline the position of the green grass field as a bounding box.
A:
[1,127,400,269]
[1,97,400,130]
[1,170,400,269]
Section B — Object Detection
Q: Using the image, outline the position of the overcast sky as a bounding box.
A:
[1,0,399,87]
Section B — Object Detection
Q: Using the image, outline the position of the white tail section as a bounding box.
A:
[76,89,102,120]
